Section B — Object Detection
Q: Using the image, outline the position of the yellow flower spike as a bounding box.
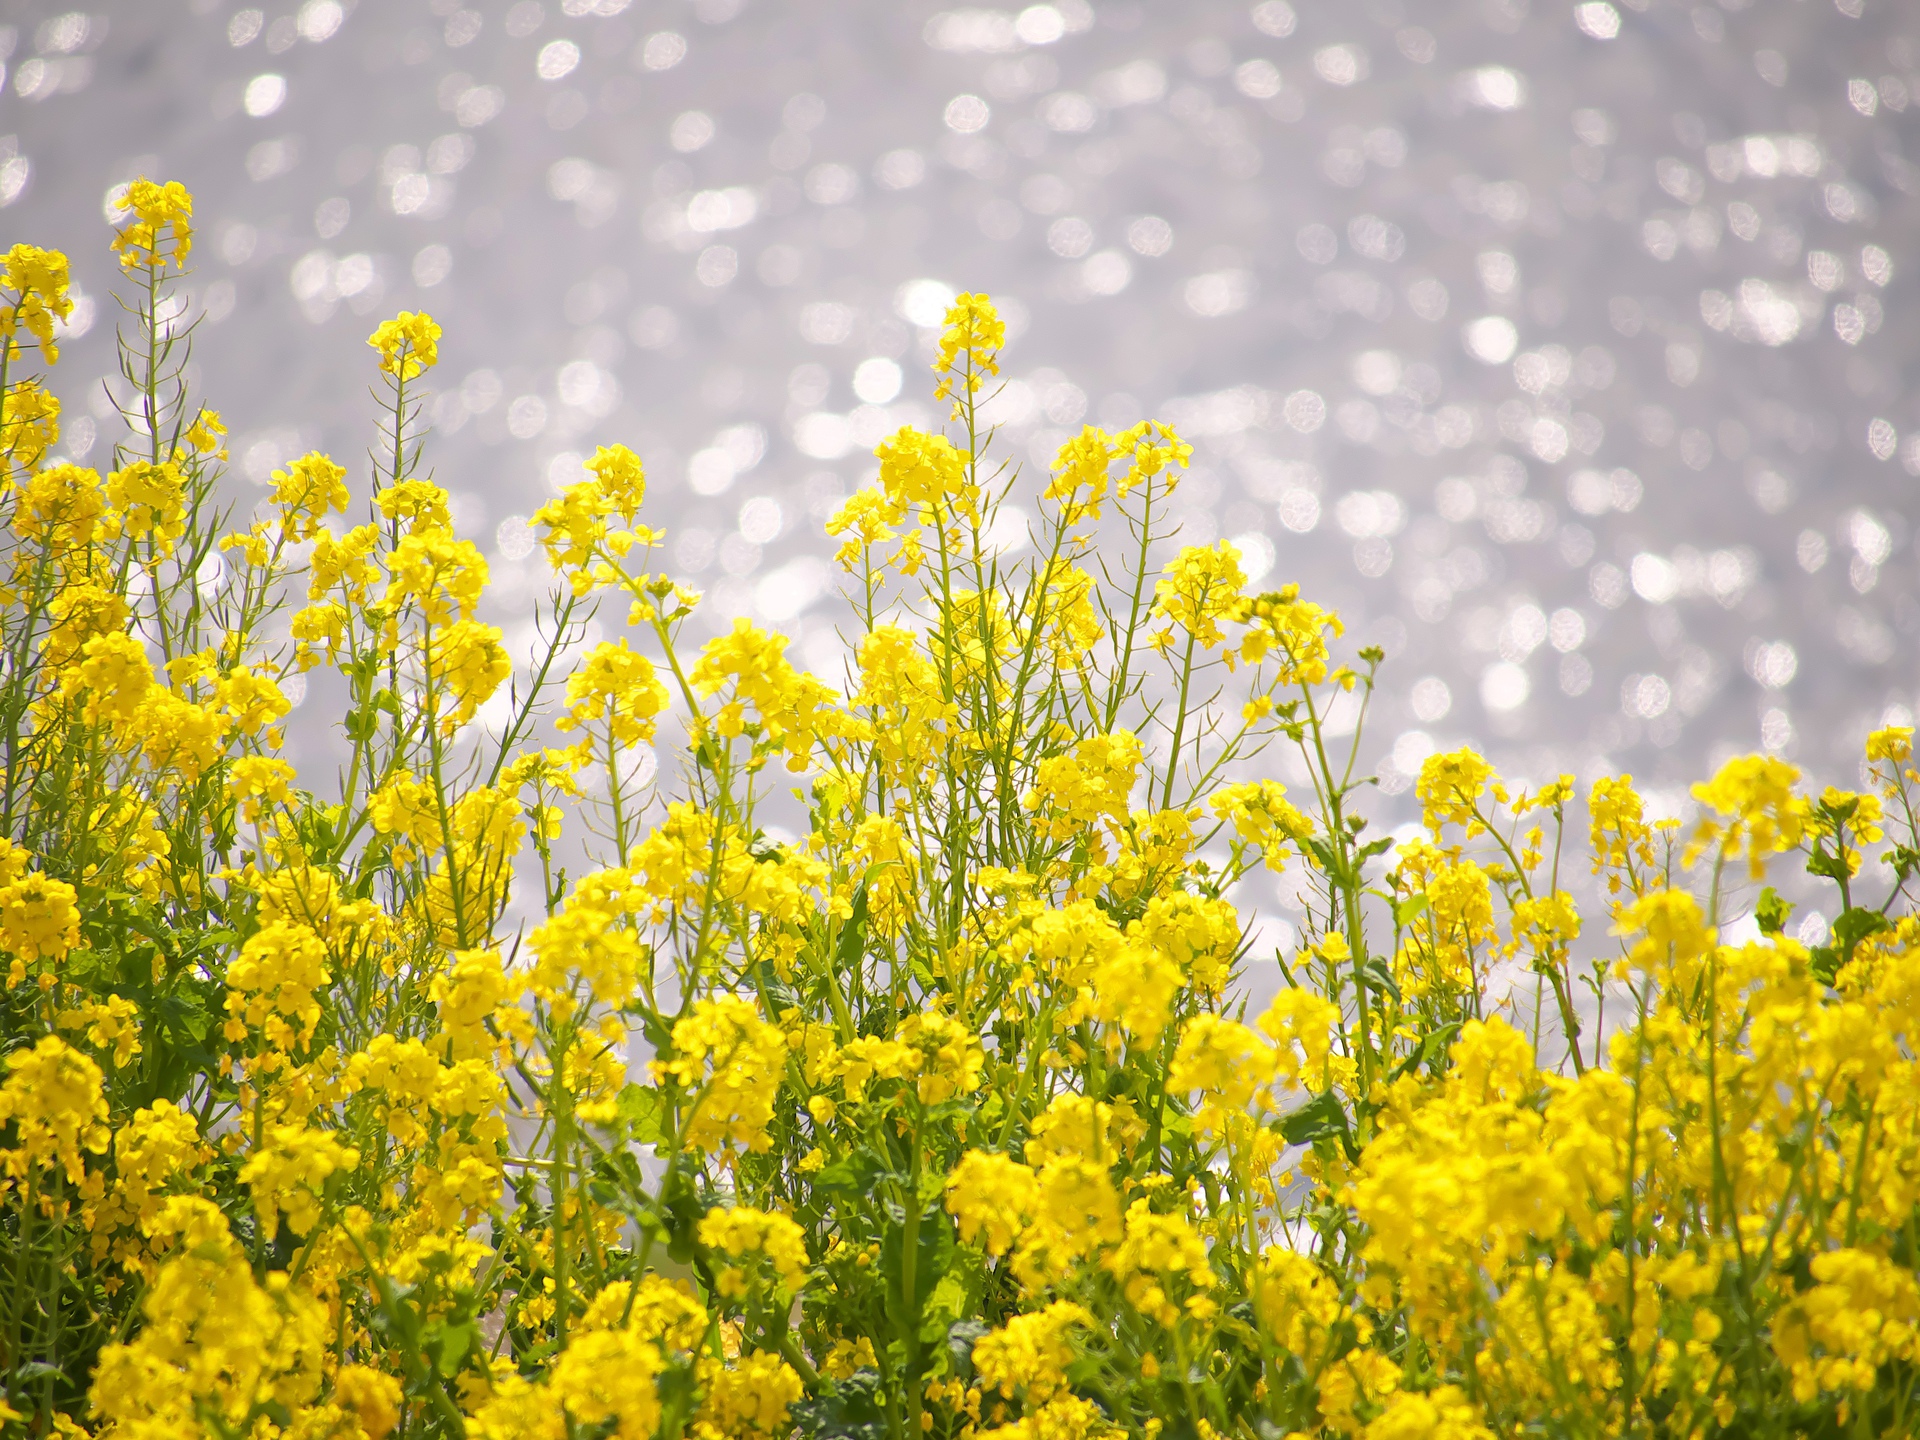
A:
[1,378,62,468]
[0,1037,109,1183]
[0,243,74,363]
[1866,725,1913,764]
[184,407,228,459]
[557,638,668,749]
[433,618,511,728]
[695,1205,810,1295]
[1315,930,1351,964]
[875,425,974,520]
[375,477,453,535]
[1152,541,1248,654]
[1416,746,1495,837]
[1117,419,1193,496]
[1687,752,1808,878]
[931,291,1004,412]
[368,310,441,380]
[106,458,188,552]
[1235,583,1343,684]
[1024,730,1143,838]
[110,178,194,271]
[584,441,646,520]
[1046,425,1120,524]
[238,1123,360,1238]
[269,451,350,541]
[228,756,297,825]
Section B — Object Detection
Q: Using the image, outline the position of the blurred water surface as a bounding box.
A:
[4,0,1920,847]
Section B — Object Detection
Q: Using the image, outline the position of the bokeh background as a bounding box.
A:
[4,0,1918,904]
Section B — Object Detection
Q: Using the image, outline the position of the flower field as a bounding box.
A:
[1,181,1918,1440]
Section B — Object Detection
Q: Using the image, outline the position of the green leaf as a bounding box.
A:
[835,886,870,974]
[1392,894,1430,926]
[1358,957,1401,1006]
[614,1083,669,1145]
[1805,847,1850,882]
[1754,887,1792,937]
[1833,906,1889,952]
[1388,1021,1462,1085]
[1279,1090,1352,1158]
[814,1150,893,1196]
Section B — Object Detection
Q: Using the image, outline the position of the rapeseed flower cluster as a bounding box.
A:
[0,181,1915,1440]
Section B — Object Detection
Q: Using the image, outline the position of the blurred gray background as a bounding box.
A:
[6,0,1919,849]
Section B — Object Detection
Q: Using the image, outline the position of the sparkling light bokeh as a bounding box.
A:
[6,0,1919,828]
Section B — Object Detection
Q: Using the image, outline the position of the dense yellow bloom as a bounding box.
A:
[876,425,973,518]
[1235,584,1341,684]
[1509,889,1581,971]
[435,617,511,725]
[1169,1015,1277,1128]
[1014,1155,1124,1287]
[1106,1200,1214,1325]
[1362,1386,1495,1440]
[1688,752,1808,877]
[932,291,1004,410]
[107,458,187,550]
[1589,773,1657,895]
[335,1366,404,1440]
[89,1198,330,1438]
[947,1150,1039,1256]
[1118,419,1192,494]
[13,461,111,550]
[1,243,73,362]
[368,310,441,379]
[1866,724,1913,764]
[690,618,836,769]
[973,1301,1091,1403]
[1258,987,1341,1087]
[57,994,143,1068]
[270,451,350,541]
[368,769,443,852]
[585,441,647,518]
[375,477,453,535]
[651,997,788,1153]
[1024,730,1142,836]
[698,1205,810,1296]
[385,528,489,624]
[526,893,645,1015]
[111,178,193,270]
[217,665,292,736]
[825,487,902,569]
[694,1351,804,1440]
[59,631,155,725]
[558,638,667,749]
[95,1098,205,1243]
[2,379,62,471]
[1210,779,1313,870]
[184,406,228,458]
[1417,747,1495,836]
[1773,1247,1920,1401]
[40,580,129,669]
[239,1123,360,1236]
[1046,426,1121,524]
[309,522,382,602]
[0,1036,109,1183]
[1134,891,1240,994]
[1152,541,1247,653]
[1087,938,1184,1043]
[0,869,81,967]
[224,920,331,1053]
